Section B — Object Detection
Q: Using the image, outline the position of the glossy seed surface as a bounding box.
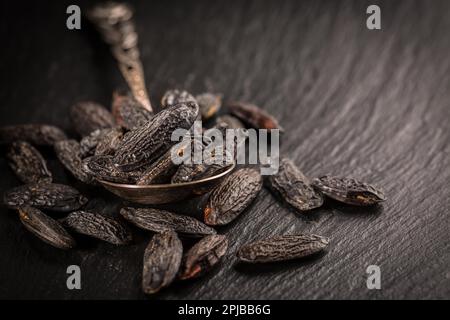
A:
[7,141,52,184]
[18,206,76,249]
[142,230,182,294]
[237,234,329,263]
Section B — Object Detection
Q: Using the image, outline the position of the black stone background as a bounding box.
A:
[0,0,449,299]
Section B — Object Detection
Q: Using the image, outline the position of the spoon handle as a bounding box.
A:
[87,2,153,113]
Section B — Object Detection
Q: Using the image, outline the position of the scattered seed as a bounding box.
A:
[60,211,132,245]
[237,234,329,263]
[120,207,216,237]
[312,175,386,206]
[179,234,228,280]
[266,158,323,212]
[7,141,52,184]
[55,140,96,184]
[4,183,88,212]
[142,230,182,294]
[18,206,76,249]
[228,102,283,131]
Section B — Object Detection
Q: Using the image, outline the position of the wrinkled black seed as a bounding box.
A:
[4,183,88,212]
[120,207,216,237]
[204,168,262,226]
[79,128,116,158]
[113,102,199,171]
[94,127,124,156]
[142,230,182,294]
[312,175,386,206]
[0,124,67,146]
[18,206,76,250]
[237,234,329,263]
[112,91,153,130]
[60,211,132,245]
[7,141,52,184]
[55,140,96,184]
[83,155,144,184]
[179,234,228,280]
[266,158,323,212]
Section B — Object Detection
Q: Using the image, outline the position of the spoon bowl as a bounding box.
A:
[97,163,235,204]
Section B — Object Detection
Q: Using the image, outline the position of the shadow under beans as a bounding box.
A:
[263,188,327,223]
[168,262,224,292]
[321,198,385,218]
[275,198,327,223]
[66,233,100,251]
[23,231,81,261]
[289,205,329,223]
[141,262,225,300]
[233,251,328,276]
[122,224,154,246]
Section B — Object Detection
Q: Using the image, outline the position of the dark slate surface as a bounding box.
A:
[0,0,449,299]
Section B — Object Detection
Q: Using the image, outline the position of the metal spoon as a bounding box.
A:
[87,2,235,204]
[98,164,235,204]
[87,2,153,112]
